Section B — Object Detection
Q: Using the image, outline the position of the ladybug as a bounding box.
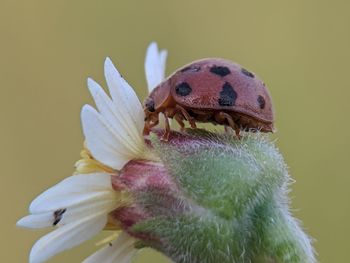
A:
[143,58,274,140]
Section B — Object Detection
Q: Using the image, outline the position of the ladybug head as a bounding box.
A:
[144,98,155,113]
[143,98,159,135]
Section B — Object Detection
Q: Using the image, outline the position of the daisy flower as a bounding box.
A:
[17,42,167,263]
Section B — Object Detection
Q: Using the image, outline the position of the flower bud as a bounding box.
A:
[110,129,315,263]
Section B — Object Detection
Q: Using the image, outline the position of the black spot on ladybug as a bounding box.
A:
[53,208,66,226]
[218,82,237,106]
[181,66,201,72]
[145,99,155,112]
[257,95,266,109]
[175,82,192,96]
[210,66,231,77]
[241,68,255,78]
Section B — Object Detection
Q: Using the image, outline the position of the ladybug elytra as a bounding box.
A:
[143,58,274,140]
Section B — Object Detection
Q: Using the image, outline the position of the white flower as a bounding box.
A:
[17,42,168,263]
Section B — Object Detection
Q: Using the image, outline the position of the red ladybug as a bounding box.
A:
[143,58,274,140]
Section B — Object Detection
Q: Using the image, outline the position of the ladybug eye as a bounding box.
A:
[145,99,155,112]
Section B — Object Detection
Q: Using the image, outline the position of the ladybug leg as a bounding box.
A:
[174,113,186,131]
[143,121,154,136]
[143,124,150,136]
[143,117,159,136]
[175,105,197,129]
[215,112,241,139]
[161,112,171,141]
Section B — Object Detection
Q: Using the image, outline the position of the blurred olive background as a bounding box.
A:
[2,0,349,262]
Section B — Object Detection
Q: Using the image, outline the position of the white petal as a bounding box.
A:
[83,231,137,263]
[19,197,115,229]
[82,58,146,170]
[29,173,115,214]
[145,42,159,91]
[30,214,107,263]
[87,78,144,155]
[81,105,135,170]
[17,212,53,229]
[145,42,168,93]
[59,198,117,225]
[159,50,168,79]
[104,58,144,140]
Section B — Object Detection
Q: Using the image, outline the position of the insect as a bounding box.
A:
[143,58,274,140]
[53,208,66,226]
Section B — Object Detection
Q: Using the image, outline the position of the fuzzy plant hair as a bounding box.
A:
[111,129,316,263]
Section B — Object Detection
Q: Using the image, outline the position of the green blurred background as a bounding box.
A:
[2,0,349,262]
